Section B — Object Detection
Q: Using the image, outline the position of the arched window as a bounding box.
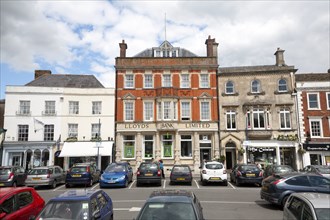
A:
[251,80,260,93]
[225,81,234,94]
[278,79,287,92]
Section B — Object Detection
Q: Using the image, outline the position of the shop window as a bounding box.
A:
[181,135,192,157]
[41,150,49,166]
[123,135,135,159]
[143,135,154,159]
[162,134,173,158]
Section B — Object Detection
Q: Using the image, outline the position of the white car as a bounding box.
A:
[283,192,330,220]
[200,161,227,186]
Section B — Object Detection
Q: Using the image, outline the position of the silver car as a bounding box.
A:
[26,165,66,188]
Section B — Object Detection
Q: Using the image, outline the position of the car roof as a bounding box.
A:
[310,165,330,168]
[173,165,190,167]
[278,172,322,178]
[0,187,33,197]
[0,166,20,169]
[50,189,103,201]
[147,190,194,203]
[290,193,330,209]
[32,166,58,169]
[205,161,223,164]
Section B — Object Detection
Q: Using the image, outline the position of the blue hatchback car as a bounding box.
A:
[100,162,133,188]
[36,189,113,220]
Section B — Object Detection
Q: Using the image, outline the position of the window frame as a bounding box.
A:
[143,135,154,159]
[157,100,177,121]
[92,101,102,115]
[225,81,234,94]
[162,134,174,158]
[181,101,191,121]
[19,100,31,115]
[307,93,320,110]
[143,101,154,121]
[200,100,210,121]
[18,124,29,141]
[124,101,134,121]
[326,92,330,110]
[251,80,261,93]
[180,135,192,158]
[162,74,172,87]
[252,108,265,129]
[279,108,291,130]
[123,135,135,159]
[68,123,78,138]
[226,110,237,130]
[180,73,190,88]
[44,124,54,141]
[278,79,288,92]
[124,74,134,88]
[144,74,153,88]
[44,101,56,115]
[91,123,101,139]
[309,118,323,138]
[69,101,79,114]
[200,74,210,88]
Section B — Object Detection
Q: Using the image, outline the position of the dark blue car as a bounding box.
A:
[65,163,100,188]
[100,162,133,188]
[36,189,113,220]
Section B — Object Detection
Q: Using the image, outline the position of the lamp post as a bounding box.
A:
[94,119,102,170]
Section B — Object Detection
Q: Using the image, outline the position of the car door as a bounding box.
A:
[97,192,112,219]
[283,196,304,220]
[308,175,330,193]
[16,167,26,186]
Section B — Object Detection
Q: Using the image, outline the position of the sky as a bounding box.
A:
[1,0,329,99]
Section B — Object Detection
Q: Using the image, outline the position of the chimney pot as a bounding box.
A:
[205,35,219,57]
[119,40,128,58]
[274,48,285,66]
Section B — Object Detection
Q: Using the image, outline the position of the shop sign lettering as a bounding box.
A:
[248,147,274,152]
[124,124,149,129]
[185,123,210,128]
[161,123,174,129]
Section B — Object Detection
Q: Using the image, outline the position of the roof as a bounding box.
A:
[148,190,194,203]
[25,74,104,88]
[219,65,296,75]
[295,73,330,82]
[50,189,102,201]
[291,193,330,209]
[0,187,34,197]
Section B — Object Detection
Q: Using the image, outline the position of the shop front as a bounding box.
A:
[303,143,330,166]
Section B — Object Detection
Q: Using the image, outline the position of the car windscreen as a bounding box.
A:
[205,163,223,169]
[274,166,294,173]
[71,167,87,172]
[240,165,259,171]
[105,164,126,172]
[315,208,330,220]
[29,169,52,175]
[0,168,10,175]
[139,163,158,171]
[316,167,330,174]
[173,166,190,173]
[138,202,197,220]
[37,200,90,219]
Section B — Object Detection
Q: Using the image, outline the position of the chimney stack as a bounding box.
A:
[205,35,218,57]
[119,40,127,58]
[274,48,285,66]
[35,70,51,79]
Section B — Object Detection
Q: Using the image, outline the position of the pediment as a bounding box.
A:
[122,93,136,100]
[198,92,212,99]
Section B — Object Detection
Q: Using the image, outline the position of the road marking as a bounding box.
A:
[163,180,166,188]
[129,180,135,189]
[114,207,141,211]
[194,179,200,188]
[53,184,65,191]
[92,183,99,190]
[201,200,268,205]
[228,181,236,189]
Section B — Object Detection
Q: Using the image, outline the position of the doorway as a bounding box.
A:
[200,148,211,162]
[226,151,233,169]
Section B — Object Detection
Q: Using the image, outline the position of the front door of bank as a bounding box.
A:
[200,149,211,162]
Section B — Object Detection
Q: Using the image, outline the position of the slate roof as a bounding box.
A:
[295,73,330,82]
[219,65,296,74]
[25,74,104,88]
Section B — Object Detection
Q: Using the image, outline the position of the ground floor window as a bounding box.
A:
[247,147,276,168]
[162,134,173,158]
[181,135,192,157]
[310,154,322,165]
[123,135,135,159]
[143,135,154,158]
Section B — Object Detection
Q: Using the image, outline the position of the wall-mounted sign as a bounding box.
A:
[248,147,275,153]
[303,144,330,151]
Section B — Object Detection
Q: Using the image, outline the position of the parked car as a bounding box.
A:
[302,165,330,179]
[25,165,66,189]
[260,173,330,207]
[169,165,193,185]
[0,166,27,187]
[136,162,162,187]
[200,161,227,186]
[230,164,263,186]
[0,187,45,220]
[135,190,204,220]
[263,164,295,178]
[100,162,133,188]
[65,163,101,187]
[36,189,113,220]
[283,192,330,220]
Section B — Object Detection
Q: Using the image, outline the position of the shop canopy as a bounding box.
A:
[59,141,113,157]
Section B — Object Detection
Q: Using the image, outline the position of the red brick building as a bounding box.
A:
[296,72,330,166]
[115,36,219,173]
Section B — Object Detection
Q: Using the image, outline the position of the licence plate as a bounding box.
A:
[145,173,153,176]
[246,173,255,177]
[32,178,41,180]
[108,180,116,183]
[210,177,220,180]
[0,183,4,186]
[72,174,81,177]
[177,178,185,181]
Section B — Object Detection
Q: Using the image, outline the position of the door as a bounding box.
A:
[226,151,233,169]
[200,149,211,162]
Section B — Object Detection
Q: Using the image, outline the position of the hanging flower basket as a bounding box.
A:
[238,148,245,155]
[298,148,306,154]
[66,137,77,142]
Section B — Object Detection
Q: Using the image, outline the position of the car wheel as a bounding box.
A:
[136,181,140,187]
[189,181,192,186]
[65,183,71,188]
[51,180,57,189]
[223,180,228,186]
[158,180,162,186]
[124,179,128,188]
[89,179,93,187]
[281,195,290,207]
[202,180,206,186]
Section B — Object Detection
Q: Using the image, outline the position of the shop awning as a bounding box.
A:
[59,141,113,157]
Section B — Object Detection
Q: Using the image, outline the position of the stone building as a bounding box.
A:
[296,72,330,167]
[218,48,300,170]
[115,36,219,173]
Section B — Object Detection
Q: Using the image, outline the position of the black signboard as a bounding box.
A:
[303,143,330,151]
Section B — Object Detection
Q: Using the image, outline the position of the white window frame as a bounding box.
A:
[91,123,101,139]
[44,124,54,141]
[69,101,79,114]
[225,81,234,94]
[92,101,102,115]
[143,135,154,159]
[180,135,193,158]
[144,101,154,121]
[200,100,210,121]
[124,101,134,121]
[278,79,288,92]
[45,101,56,115]
[125,74,134,88]
[200,74,209,88]
[181,101,191,121]
[18,125,29,141]
[307,93,320,110]
[157,100,177,120]
[68,124,78,138]
[226,110,236,130]
[252,108,265,129]
[251,80,261,93]
[279,108,291,130]
[326,92,330,110]
[180,73,190,88]
[144,74,153,88]
[309,119,323,138]
[162,74,171,87]
[19,100,30,115]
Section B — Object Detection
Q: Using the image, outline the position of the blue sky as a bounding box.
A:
[1,1,329,99]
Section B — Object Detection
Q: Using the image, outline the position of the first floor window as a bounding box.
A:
[200,74,209,88]
[309,119,322,137]
[69,101,79,114]
[144,74,153,88]
[181,74,190,88]
[44,124,54,141]
[68,124,78,138]
[201,101,210,120]
[19,100,30,115]
[144,102,153,121]
[143,135,154,158]
[18,125,29,141]
[157,101,177,120]
[125,75,134,88]
[123,135,135,158]
[125,102,134,121]
[92,101,102,114]
[252,108,265,129]
[181,135,192,157]
[308,93,319,109]
[162,134,173,158]
[280,108,291,129]
[91,123,101,139]
[181,101,191,121]
[226,110,236,130]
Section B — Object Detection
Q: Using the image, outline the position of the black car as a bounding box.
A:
[136,162,162,187]
[65,163,101,187]
[260,173,330,207]
[301,165,330,179]
[169,165,193,185]
[263,165,295,178]
[231,164,263,186]
[0,166,27,187]
[135,190,204,220]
